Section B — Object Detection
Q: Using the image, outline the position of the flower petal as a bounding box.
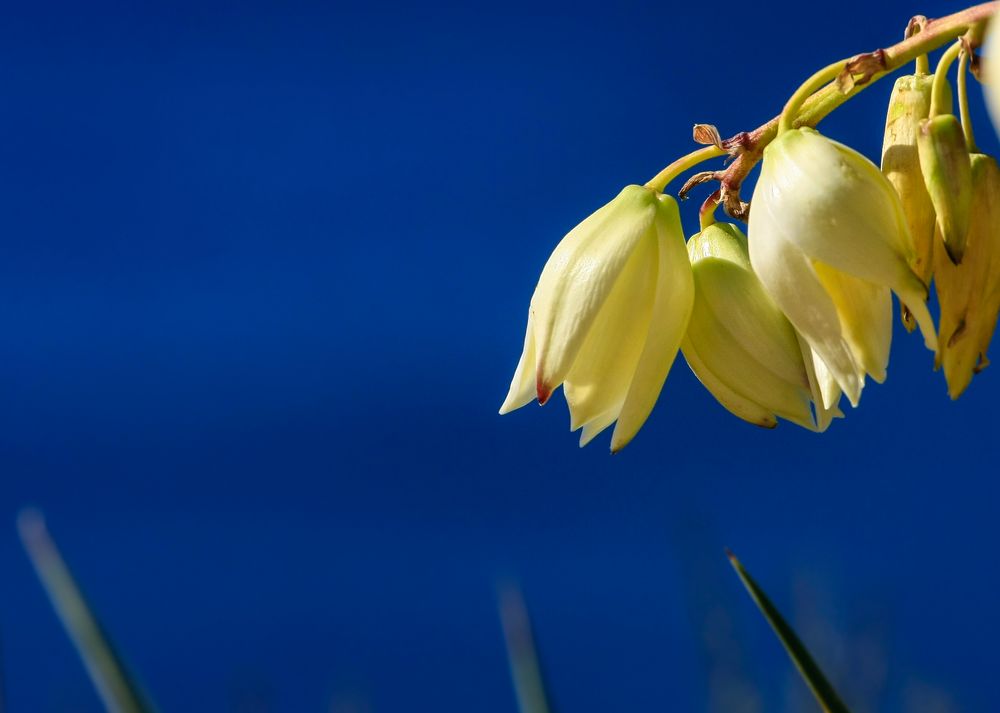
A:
[533,186,658,394]
[499,312,539,415]
[798,335,845,431]
[610,195,694,452]
[747,223,864,408]
[681,338,780,429]
[811,263,893,383]
[761,130,917,285]
[562,232,657,434]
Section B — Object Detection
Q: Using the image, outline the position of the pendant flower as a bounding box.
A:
[918,113,973,263]
[934,152,1000,398]
[748,128,938,409]
[499,185,694,451]
[881,73,938,288]
[681,222,842,431]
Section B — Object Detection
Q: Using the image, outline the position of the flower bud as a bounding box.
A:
[917,113,973,263]
[500,185,694,451]
[934,152,1000,398]
[881,74,938,291]
[681,222,840,431]
[748,128,937,409]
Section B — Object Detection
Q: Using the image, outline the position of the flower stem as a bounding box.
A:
[931,40,962,117]
[907,16,931,75]
[645,145,724,193]
[957,47,978,151]
[778,60,849,134]
[712,1,996,219]
[699,190,720,231]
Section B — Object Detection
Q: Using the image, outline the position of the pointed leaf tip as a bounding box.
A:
[728,553,852,713]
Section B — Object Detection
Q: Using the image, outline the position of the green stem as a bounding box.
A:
[699,191,720,230]
[645,145,724,193]
[778,60,849,134]
[957,48,978,151]
[931,40,962,117]
[909,16,931,75]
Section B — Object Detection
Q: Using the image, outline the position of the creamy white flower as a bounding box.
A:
[681,222,841,431]
[748,128,938,409]
[500,185,694,451]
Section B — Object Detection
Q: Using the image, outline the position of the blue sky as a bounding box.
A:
[0,0,996,711]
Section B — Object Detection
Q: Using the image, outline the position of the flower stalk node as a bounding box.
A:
[905,15,929,39]
[960,35,983,80]
[720,184,750,221]
[837,49,889,93]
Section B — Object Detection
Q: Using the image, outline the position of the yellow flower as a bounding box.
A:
[917,114,973,263]
[681,222,841,431]
[934,152,1000,398]
[500,185,694,451]
[881,73,938,289]
[748,128,937,410]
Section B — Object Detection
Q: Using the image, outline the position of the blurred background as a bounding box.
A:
[0,0,997,710]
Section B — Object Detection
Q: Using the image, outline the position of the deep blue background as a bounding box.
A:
[1,0,997,711]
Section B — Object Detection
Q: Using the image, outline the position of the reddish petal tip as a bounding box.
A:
[536,378,553,405]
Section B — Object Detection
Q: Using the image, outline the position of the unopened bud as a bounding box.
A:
[682,222,835,431]
[934,153,1000,398]
[881,74,937,292]
[917,113,973,264]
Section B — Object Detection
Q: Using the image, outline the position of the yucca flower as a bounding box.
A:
[918,113,973,263]
[500,185,694,451]
[748,127,938,410]
[881,73,938,289]
[681,222,841,431]
[934,152,1000,398]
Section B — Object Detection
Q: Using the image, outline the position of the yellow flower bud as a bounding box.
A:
[934,152,1000,398]
[748,128,937,409]
[500,186,694,451]
[881,74,938,291]
[681,222,841,431]
[917,114,973,263]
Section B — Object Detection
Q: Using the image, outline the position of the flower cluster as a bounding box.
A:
[500,10,1000,450]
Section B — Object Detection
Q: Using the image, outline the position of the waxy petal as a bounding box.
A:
[532,186,658,395]
[499,313,539,415]
[683,222,817,431]
[563,231,657,434]
[748,209,864,407]
[812,264,892,383]
[760,130,916,282]
[682,340,779,429]
[610,195,694,452]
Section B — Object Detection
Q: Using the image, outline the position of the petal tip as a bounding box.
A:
[536,378,553,406]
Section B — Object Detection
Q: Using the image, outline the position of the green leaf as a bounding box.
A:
[498,584,554,713]
[727,551,851,713]
[17,509,158,713]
